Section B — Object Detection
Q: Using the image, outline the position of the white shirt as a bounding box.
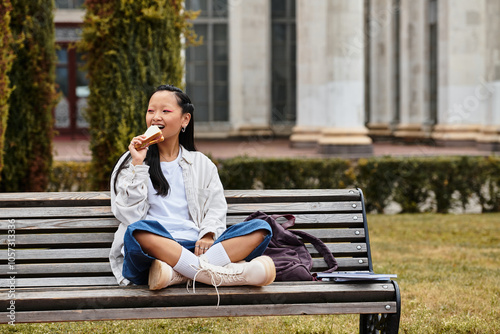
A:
[145,150,199,241]
[109,146,227,286]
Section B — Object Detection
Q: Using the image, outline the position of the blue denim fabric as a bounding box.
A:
[122,219,272,285]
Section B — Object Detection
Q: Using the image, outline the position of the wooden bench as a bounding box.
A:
[0,189,400,333]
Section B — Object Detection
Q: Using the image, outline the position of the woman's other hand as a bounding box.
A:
[195,233,215,256]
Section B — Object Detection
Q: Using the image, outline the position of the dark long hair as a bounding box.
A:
[112,85,196,196]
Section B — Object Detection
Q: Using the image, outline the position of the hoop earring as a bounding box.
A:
[182,126,186,133]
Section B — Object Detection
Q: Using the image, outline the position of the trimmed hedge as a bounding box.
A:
[0,0,14,183]
[49,156,500,214]
[48,161,91,192]
[1,0,58,191]
[78,0,199,190]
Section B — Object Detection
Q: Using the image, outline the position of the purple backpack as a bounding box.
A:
[245,211,338,281]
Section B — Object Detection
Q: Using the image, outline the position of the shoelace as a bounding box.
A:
[192,266,222,308]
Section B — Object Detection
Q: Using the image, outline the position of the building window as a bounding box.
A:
[185,0,229,122]
[428,0,438,125]
[271,0,296,124]
[55,0,85,9]
[55,44,89,137]
[393,0,401,126]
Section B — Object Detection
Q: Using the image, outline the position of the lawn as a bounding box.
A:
[3,213,499,333]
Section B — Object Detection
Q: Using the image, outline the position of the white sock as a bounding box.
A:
[173,247,199,279]
[204,242,232,267]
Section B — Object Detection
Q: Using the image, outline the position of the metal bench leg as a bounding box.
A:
[359,281,401,334]
[359,313,400,334]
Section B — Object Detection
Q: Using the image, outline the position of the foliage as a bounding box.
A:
[0,0,14,183]
[48,161,91,192]
[218,156,354,190]
[0,0,58,191]
[49,155,500,213]
[78,0,199,190]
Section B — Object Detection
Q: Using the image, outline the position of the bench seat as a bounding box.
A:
[0,189,400,333]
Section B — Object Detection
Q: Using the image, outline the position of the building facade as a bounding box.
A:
[54,0,500,152]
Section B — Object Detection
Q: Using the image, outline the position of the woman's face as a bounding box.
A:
[146,91,191,142]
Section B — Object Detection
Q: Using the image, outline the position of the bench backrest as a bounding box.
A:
[0,189,372,288]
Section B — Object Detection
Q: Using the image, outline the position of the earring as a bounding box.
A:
[182,126,186,133]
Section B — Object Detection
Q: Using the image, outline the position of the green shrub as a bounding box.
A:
[218,157,354,190]
[1,0,58,191]
[48,161,91,192]
[48,155,500,214]
[355,157,401,213]
[0,0,14,183]
[78,0,198,190]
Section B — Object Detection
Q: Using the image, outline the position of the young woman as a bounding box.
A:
[109,85,275,290]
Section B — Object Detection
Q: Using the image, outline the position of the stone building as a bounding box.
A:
[54,0,500,153]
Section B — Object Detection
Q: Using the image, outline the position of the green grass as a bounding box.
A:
[3,214,499,333]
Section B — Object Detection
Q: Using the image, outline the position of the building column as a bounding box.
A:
[366,0,398,141]
[293,0,372,155]
[432,0,486,146]
[228,0,272,137]
[393,0,430,141]
[290,0,329,148]
[477,0,500,151]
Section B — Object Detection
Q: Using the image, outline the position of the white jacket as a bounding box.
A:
[109,146,228,285]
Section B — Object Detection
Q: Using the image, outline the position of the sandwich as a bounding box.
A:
[134,125,164,150]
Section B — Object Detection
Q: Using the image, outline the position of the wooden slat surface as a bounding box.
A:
[0,192,111,208]
[0,302,397,324]
[0,218,120,231]
[226,213,364,227]
[0,189,361,207]
[0,206,114,219]
[0,215,361,231]
[227,201,363,214]
[0,282,396,310]
[0,248,110,261]
[0,233,114,246]
[0,202,362,219]
[0,263,111,276]
[224,189,361,203]
[0,276,117,288]
[0,257,368,288]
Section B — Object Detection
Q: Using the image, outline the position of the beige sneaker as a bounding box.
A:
[194,255,276,287]
[148,259,189,290]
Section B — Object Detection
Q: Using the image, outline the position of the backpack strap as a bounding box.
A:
[270,214,295,229]
[288,229,338,273]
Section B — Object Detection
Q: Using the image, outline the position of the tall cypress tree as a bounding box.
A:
[0,0,58,192]
[79,0,198,190]
[0,0,15,183]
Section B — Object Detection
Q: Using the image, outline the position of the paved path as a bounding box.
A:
[53,137,491,161]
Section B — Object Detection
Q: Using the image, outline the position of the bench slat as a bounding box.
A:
[0,207,114,219]
[224,189,361,203]
[0,218,120,231]
[0,282,396,310]
[0,258,367,283]
[0,301,397,324]
[0,233,114,246]
[0,277,117,288]
[226,213,364,226]
[0,192,111,208]
[0,214,362,231]
[0,248,110,261]
[227,201,363,214]
[0,229,364,249]
[0,201,361,219]
[0,263,111,276]
[0,190,360,206]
